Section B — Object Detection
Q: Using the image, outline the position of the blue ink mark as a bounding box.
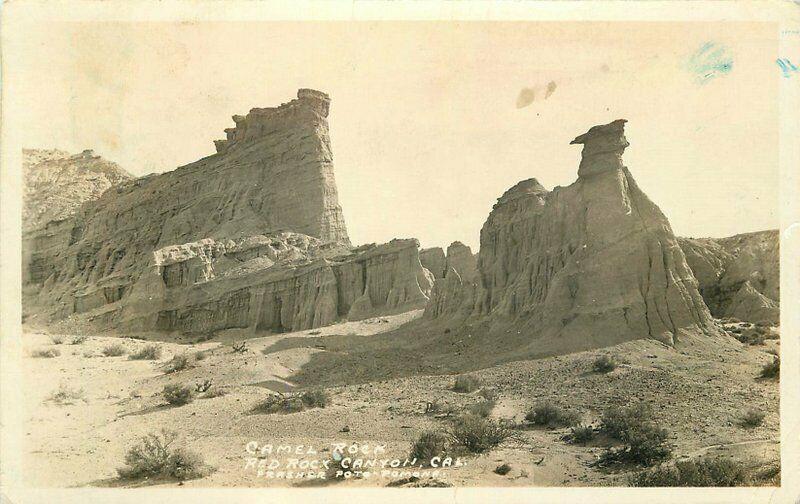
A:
[687,42,733,84]
[776,58,799,78]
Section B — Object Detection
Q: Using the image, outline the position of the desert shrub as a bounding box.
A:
[163,383,194,406]
[735,328,766,346]
[232,341,248,353]
[452,375,481,393]
[466,400,496,418]
[162,354,190,374]
[630,457,750,487]
[752,460,780,486]
[194,350,207,361]
[251,394,305,414]
[300,389,329,408]
[479,387,498,401]
[117,429,209,481]
[593,354,618,373]
[446,414,514,454]
[202,387,227,399]
[31,348,60,358]
[494,463,512,475]
[48,384,86,405]
[195,379,213,393]
[129,345,162,361]
[525,402,580,427]
[599,404,671,466]
[102,344,127,357]
[568,424,595,445]
[410,431,449,465]
[425,400,456,417]
[740,409,765,428]
[70,335,88,345]
[49,335,64,345]
[760,357,779,379]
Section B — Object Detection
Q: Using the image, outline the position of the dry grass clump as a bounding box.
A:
[31,348,61,358]
[760,357,779,379]
[452,375,481,393]
[466,400,496,418]
[300,389,329,408]
[592,354,618,373]
[251,390,329,414]
[49,335,65,345]
[630,457,752,487]
[162,353,191,374]
[409,431,449,465]
[566,424,596,445]
[70,335,88,345]
[129,344,162,361]
[598,404,671,466]
[47,384,86,405]
[163,383,194,406]
[102,344,127,357]
[446,414,515,454]
[117,429,210,481]
[525,402,580,428]
[739,409,765,428]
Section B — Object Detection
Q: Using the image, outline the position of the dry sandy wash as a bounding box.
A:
[22,310,778,488]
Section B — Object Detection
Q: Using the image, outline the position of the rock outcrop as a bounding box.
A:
[679,230,779,323]
[23,149,133,232]
[425,119,718,351]
[444,241,478,282]
[23,90,433,333]
[420,247,446,279]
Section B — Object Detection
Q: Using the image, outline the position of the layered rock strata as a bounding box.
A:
[425,119,718,348]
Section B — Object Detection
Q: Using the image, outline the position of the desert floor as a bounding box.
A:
[20,310,779,488]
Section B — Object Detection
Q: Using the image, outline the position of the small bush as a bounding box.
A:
[425,400,455,417]
[70,335,88,345]
[300,389,329,408]
[479,387,498,401]
[251,394,305,414]
[494,463,512,475]
[202,387,227,399]
[466,400,496,418]
[452,375,481,393]
[569,424,595,445]
[31,348,60,358]
[599,404,671,466]
[630,457,750,487]
[194,350,207,361]
[760,357,779,379]
[600,403,652,440]
[232,341,248,353]
[447,414,514,454]
[48,384,86,405]
[593,355,618,373]
[410,431,449,465]
[162,354,190,374]
[740,409,765,428]
[117,429,209,481]
[129,345,162,361]
[49,335,64,345]
[195,379,213,393]
[163,383,193,406]
[102,344,127,357]
[525,402,580,428]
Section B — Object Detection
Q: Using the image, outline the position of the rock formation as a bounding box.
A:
[679,230,779,323]
[23,90,433,333]
[420,247,446,279]
[23,149,133,232]
[444,241,478,282]
[425,119,718,351]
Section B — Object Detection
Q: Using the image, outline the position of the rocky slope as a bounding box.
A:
[678,231,779,323]
[23,89,433,333]
[22,149,133,232]
[425,119,718,352]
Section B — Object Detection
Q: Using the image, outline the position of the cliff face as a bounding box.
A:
[23,149,133,232]
[23,90,433,333]
[426,119,718,350]
[679,231,779,323]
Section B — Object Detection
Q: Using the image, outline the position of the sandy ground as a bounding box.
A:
[20,310,779,488]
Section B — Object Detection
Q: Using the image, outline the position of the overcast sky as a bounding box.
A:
[9,21,779,250]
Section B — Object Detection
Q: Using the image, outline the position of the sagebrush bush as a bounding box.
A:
[593,354,618,373]
[446,414,514,454]
[599,404,671,466]
[202,387,227,399]
[102,344,127,357]
[760,357,779,379]
[740,409,765,428]
[194,350,207,361]
[117,429,209,481]
[49,335,64,345]
[630,457,750,487]
[129,345,162,361]
[48,384,86,405]
[163,383,193,406]
[251,394,305,414]
[70,335,88,345]
[466,400,496,418]
[525,402,580,427]
[300,389,329,408]
[452,375,481,393]
[31,348,60,358]
[410,431,449,465]
[425,400,455,416]
[162,354,190,374]
[569,424,595,445]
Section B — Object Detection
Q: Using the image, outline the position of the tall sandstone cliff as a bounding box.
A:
[426,119,719,352]
[23,89,433,333]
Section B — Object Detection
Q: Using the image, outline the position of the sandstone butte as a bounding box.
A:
[22,89,434,335]
[425,119,725,352]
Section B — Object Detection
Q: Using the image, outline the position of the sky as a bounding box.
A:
[7,21,779,250]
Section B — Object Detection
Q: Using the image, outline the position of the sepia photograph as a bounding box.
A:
[1,2,798,502]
